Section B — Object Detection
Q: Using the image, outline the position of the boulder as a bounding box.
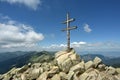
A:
[2,75,12,80]
[31,63,41,68]
[51,74,61,80]
[13,74,21,80]
[55,49,80,73]
[48,66,59,78]
[67,71,74,80]
[1,48,120,80]
[59,72,67,80]
[37,72,48,80]
[106,66,116,75]
[79,72,88,80]
[79,69,100,80]
[41,62,51,71]
[85,61,93,70]
[39,67,44,74]
[18,65,29,73]
[98,64,106,71]
[70,61,85,73]
[73,71,80,80]
[55,50,67,59]
[0,75,2,79]
[2,67,19,80]
[118,74,120,79]
[101,73,120,80]
[93,57,102,68]
[21,73,27,80]
[116,68,120,74]
[86,69,99,80]
[70,53,80,65]
[29,68,41,79]
[60,58,73,73]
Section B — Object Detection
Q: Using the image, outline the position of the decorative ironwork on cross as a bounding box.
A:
[62,13,77,52]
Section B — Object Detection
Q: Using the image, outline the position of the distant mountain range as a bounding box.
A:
[81,54,110,62]
[0,51,55,74]
[0,51,27,62]
[0,51,120,74]
[81,54,120,67]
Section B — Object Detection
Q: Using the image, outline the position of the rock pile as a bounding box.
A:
[55,48,80,73]
[0,48,120,80]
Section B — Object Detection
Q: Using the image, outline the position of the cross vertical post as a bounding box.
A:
[67,13,70,51]
[62,13,77,52]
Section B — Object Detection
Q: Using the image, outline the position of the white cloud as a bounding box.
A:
[71,41,87,48]
[43,41,87,51]
[0,19,44,48]
[42,41,120,52]
[0,14,45,52]
[0,0,41,10]
[84,24,92,33]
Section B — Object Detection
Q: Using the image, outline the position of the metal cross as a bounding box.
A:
[62,13,77,52]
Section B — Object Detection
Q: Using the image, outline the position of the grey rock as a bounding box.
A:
[98,64,106,71]
[79,69,100,80]
[59,72,67,80]
[86,69,99,80]
[60,58,73,73]
[85,61,93,70]
[21,73,27,80]
[55,49,80,73]
[0,75,2,79]
[37,72,48,80]
[85,68,94,73]
[2,67,20,80]
[48,66,59,78]
[31,63,41,68]
[1,49,120,80]
[106,66,116,75]
[101,73,120,80]
[18,65,29,73]
[2,74,12,80]
[116,68,120,74]
[70,61,85,73]
[67,71,74,80]
[29,68,41,79]
[73,71,80,80]
[51,74,61,80]
[79,72,88,80]
[55,50,67,59]
[39,67,44,74]
[41,62,51,71]
[93,57,102,68]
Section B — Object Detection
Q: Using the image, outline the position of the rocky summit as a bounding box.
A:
[0,48,120,80]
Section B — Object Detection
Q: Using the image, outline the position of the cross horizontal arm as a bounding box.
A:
[61,26,77,31]
[62,18,75,24]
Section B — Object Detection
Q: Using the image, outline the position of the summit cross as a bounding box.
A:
[62,13,77,52]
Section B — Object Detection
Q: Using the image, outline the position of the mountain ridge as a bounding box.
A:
[0,51,120,74]
[0,51,55,74]
[0,49,120,80]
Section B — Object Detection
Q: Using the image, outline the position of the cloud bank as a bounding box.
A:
[0,0,41,10]
[0,15,119,52]
[0,15,44,49]
[84,24,92,33]
[43,41,120,52]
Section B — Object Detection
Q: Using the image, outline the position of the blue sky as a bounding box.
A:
[0,0,120,52]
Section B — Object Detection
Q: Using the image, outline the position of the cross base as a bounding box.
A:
[66,48,73,52]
